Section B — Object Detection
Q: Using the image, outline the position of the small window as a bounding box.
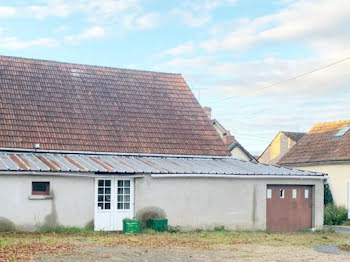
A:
[305,189,309,199]
[333,126,350,138]
[292,189,297,199]
[267,189,272,199]
[280,189,285,199]
[32,182,50,195]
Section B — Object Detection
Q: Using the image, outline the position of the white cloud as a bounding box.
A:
[134,13,159,29]
[171,0,236,27]
[161,41,196,56]
[200,0,350,52]
[0,37,59,50]
[0,6,16,17]
[171,9,211,28]
[65,26,106,44]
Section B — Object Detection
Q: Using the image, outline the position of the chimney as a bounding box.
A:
[202,106,212,119]
[223,130,235,146]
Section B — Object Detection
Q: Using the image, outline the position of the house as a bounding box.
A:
[0,56,325,232]
[258,131,305,164]
[203,107,255,162]
[279,120,350,213]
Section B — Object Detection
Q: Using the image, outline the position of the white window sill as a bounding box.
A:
[28,195,53,200]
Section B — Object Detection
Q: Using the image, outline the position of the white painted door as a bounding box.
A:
[112,179,134,230]
[94,178,134,231]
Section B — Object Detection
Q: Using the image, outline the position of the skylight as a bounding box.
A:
[333,126,350,137]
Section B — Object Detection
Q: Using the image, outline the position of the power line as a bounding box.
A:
[209,56,350,104]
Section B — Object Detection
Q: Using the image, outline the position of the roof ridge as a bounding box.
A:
[0,54,182,76]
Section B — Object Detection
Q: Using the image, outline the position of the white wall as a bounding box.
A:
[0,174,324,231]
[0,175,94,231]
[135,176,324,230]
[230,147,251,161]
[295,164,350,207]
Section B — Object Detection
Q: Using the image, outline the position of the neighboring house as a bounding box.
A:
[203,107,255,162]
[0,56,325,232]
[279,120,350,213]
[258,131,305,164]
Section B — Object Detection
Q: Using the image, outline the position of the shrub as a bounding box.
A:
[324,184,334,206]
[167,225,181,233]
[324,204,347,225]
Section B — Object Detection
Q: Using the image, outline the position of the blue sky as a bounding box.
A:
[0,0,349,154]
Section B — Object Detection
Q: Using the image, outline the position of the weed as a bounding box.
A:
[0,238,7,247]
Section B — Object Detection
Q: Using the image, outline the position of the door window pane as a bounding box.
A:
[97,179,111,210]
[280,189,285,199]
[117,179,131,210]
[267,189,272,199]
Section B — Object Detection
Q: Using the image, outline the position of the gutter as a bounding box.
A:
[151,174,327,180]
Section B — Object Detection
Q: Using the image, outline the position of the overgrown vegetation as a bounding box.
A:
[324,204,348,225]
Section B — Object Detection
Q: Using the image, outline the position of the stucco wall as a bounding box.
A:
[135,176,324,230]
[0,175,94,231]
[259,133,296,165]
[0,174,324,231]
[294,164,350,207]
[230,147,251,161]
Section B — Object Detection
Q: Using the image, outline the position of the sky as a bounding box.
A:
[0,0,349,155]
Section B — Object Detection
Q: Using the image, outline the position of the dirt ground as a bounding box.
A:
[35,244,350,262]
[2,230,350,261]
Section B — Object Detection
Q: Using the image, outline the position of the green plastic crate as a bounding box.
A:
[147,218,168,232]
[123,219,140,234]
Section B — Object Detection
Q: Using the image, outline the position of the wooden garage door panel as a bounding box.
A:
[266,185,312,232]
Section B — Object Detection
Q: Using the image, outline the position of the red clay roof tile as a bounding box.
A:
[0,56,229,156]
[279,120,350,164]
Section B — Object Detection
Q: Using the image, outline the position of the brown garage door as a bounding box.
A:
[266,185,312,231]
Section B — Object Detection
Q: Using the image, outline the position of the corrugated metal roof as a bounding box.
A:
[0,152,324,176]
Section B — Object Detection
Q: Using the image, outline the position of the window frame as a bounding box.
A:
[32,182,50,196]
[117,179,131,210]
[97,179,111,210]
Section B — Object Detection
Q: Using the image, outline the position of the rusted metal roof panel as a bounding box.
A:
[0,152,324,177]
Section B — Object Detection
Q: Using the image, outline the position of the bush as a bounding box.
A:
[324,184,334,206]
[324,204,347,225]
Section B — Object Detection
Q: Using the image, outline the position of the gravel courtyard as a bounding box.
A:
[1,229,350,261]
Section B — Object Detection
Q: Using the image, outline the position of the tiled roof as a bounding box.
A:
[279,120,350,165]
[282,131,305,142]
[0,150,324,176]
[0,56,229,156]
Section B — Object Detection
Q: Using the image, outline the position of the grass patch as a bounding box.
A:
[0,238,7,247]
[38,227,95,234]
